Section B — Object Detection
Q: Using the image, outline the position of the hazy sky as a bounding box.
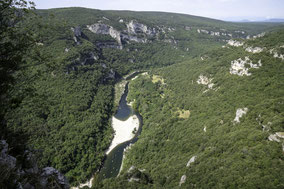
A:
[33,0,284,21]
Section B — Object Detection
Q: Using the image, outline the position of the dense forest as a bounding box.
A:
[1,1,283,188]
[102,29,284,188]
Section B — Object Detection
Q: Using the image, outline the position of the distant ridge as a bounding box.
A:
[230,18,284,23]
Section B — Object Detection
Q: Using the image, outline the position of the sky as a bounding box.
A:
[33,0,284,21]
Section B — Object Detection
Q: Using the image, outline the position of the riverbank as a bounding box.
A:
[72,71,143,188]
[106,115,139,155]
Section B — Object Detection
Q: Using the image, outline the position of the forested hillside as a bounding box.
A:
[100,29,284,188]
[1,3,283,188]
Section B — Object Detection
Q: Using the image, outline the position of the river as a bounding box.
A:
[98,74,143,180]
[71,72,143,189]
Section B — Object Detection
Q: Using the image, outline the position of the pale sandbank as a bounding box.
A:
[106,115,139,155]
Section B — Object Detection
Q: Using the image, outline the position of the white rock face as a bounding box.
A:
[268,132,284,142]
[197,75,214,88]
[87,23,123,48]
[197,29,224,36]
[88,21,154,47]
[268,134,281,142]
[87,23,110,34]
[122,34,147,43]
[270,49,284,60]
[179,175,187,186]
[233,108,248,123]
[127,20,156,36]
[230,57,262,76]
[109,27,122,45]
[71,177,94,189]
[210,31,220,36]
[253,32,265,39]
[36,42,44,46]
[186,156,197,167]
[276,132,284,139]
[227,39,244,47]
[245,46,264,53]
[197,75,215,93]
[201,29,209,34]
[235,30,245,34]
[185,26,191,31]
[127,20,147,34]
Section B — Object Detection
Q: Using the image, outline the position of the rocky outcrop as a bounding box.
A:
[230,57,262,76]
[245,46,264,53]
[246,32,266,40]
[210,31,220,36]
[268,132,284,153]
[96,41,122,49]
[196,75,217,93]
[227,39,244,47]
[268,132,284,142]
[107,68,116,79]
[124,166,152,184]
[71,26,83,45]
[87,21,155,48]
[40,167,69,189]
[87,24,123,48]
[127,20,156,36]
[121,33,147,43]
[269,49,284,60]
[127,20,147,34]
[0,140,16,171]
[233,108,248,123]
[186,156,197,167]
[197,75,214,89]
[0,140,69,189]
[66,51,98,74]
[87,24,110,35]
[73,26,82,37]
[268,134,281,142]
[179,175,186,186]
[197,29,233,37]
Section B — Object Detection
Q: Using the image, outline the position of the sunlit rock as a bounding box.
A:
[245,46,264,53]
[179,175,186,186]
[269,49,284,60]
[227,39,244,47]
[230,57,262,76]
[268,134,281,142]
[197,75,215,92]
[186,156,197,167]
[233,108,248,123]
[127,20,156,36]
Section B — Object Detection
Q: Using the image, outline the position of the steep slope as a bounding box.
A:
[2,6,284,187]
[102,29,284,188]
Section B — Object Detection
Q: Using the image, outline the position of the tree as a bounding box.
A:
[0,0,35,135]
